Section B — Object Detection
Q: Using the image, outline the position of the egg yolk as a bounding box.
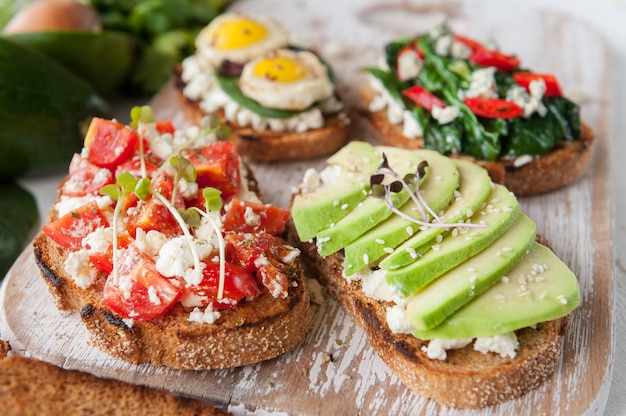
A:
[253,56,306,83]
[210,18,267,50]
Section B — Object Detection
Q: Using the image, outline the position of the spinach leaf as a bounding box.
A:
[0,182,38,279]
[423,115,464,155]
[384,37,413,74]
[214,72,306,119]
[545,96,581,141]
[363,67,410,108]
[504,112,561,156]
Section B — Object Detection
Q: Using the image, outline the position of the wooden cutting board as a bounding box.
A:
[0,1,614,414]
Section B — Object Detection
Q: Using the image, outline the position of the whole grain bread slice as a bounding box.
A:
[32,163,311,370]
[360,87,595,196]
[0,340,231,416]
[287,219,571,408]
[173,65,351,162]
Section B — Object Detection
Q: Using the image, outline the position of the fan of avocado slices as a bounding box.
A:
[364,23,581,162]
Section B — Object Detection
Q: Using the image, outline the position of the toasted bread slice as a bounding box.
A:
[0,340,230,415]
[173,65,351,162]
[33,157,311,370]
[360,87,595,196]
[286,222,570,408]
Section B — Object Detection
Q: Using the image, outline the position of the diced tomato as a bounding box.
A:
[62,154,114,197]
[183,141,241,199]
[103,247,182,320]
[84,117,138,170]
[402,85,446,112]
[453,34,483,51]
[89,252,113,275]
[226,232,295,298]
[469,47,520,72]
[183,261,259,309]
[464,97,523,119]
[155,120,176,135]
[222,199,290,235]
[42,201,109,250]
[513,72,563,97]
[126,195,182,238]
[114,157,159,180]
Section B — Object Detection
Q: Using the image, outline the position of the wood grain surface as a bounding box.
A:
[0,1,614,415]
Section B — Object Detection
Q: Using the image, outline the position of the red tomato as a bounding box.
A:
[89,252,113,275]
[464,97,523,119]
[62,154,114,197]
[103,247,182,320]
[126,195,182,238]
[84,117,139,170]
[114,157,159,180]
[469,47,520,72]
[183,261,260,309]
[155,120,176,135]
[222,199,291,235]
[513,72,563,97]
[453,34,483,51]
[183,141,241,199]
[402,85,446,112]
[225,232,294,298]
[41,201,109,250]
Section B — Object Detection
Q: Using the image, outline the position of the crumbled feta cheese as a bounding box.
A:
[422,338,473,360]
[300,168,322,194]
[135,229,168,257]
[64,249,96,288]
[432,105,461,124]
[359,268,394,302]
[188,305,221,324]
[459,67,498,100]
[397,49,423,81]
[82,226,112,254]
[386,304,414,334]
[435,34,453,56]
[474,332,519,358]
[243,206,261,227]
[156,236,213,284]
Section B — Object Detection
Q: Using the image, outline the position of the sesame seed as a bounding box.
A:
[535,276,545,283]
[432,244,441,251]
[333,200,340,206]
[375,238,385,245]
[406,226,414,236]
[363,254,369,264]
[383,247,394,254]
[451,229,459,237]
[436,234,443,243]
[466,210,474,218]
[502,276,510,283]
[469,275,477,283]
[467,267,476,272]
[406,247,418,259]
[341,203,349,210]
[502,247,512,252]
[494,294,506,301]
[558,295,568,305]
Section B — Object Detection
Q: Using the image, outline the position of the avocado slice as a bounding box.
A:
[315,146,425,257]
[343,149,459,275]
[406,212,536,330]
[291,141,379,242]
[379,159,492,271]
[413,242,580,339]
[385,183,520,296]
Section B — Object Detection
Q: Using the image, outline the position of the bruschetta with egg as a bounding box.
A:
[33,108,311,369]
[287,141,580,407]
[361,21,594,195]
[174,12,350,162]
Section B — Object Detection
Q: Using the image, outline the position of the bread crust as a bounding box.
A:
[33,165,311,370]
[173,65,351,162]
[0,346,231,415]
[360,87,595,196]
[286,219,570,408]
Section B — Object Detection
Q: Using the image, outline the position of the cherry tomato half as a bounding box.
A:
[469,47,520,72]
[84,117,138,170]
[42,201,110,250]
[222,199,291,235]
[183,261,260,309]
[183,141,241,200]
[513,72,563,97]
[402,85,446,112]
[103,247,182,320]
[463,97,523,119]
[62,153,114,197]
[453,34,483,51]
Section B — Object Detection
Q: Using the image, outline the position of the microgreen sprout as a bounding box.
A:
[188,187,227,300]
[100,172,140,285]
[130,105,154,178]
[370,153,487,230]
[168,155,196,205]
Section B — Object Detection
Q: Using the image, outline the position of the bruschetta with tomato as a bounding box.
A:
[33,108,311,370]
[361,22,594,195]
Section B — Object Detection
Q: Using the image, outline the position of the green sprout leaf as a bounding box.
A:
[178,207,201,228]
[130,105,154,128]
[203,187,223,212]
[100,184,121,201]
[135,177,153,200]
[169,155,196,183]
